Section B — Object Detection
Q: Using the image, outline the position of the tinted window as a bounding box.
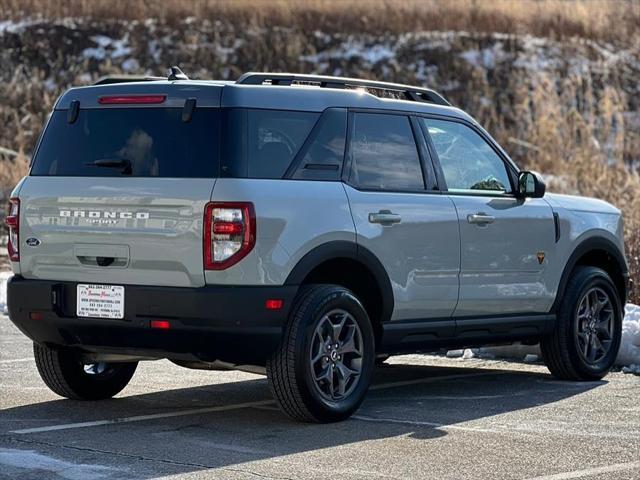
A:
[350,113,424,191]
[31,108,219,177]
[422,118,512,193]
[223,109,319,179]
[292,109,346,181]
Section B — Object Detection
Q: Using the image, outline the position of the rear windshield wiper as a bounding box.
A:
[85,158,132,175]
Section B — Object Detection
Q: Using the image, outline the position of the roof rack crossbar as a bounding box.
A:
[93,76,165,86]
[236,72,450,106]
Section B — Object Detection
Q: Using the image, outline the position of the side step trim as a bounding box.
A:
[381,313,555,354]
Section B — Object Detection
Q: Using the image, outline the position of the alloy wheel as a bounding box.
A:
[309,309,364,401]
[575,287,615,364]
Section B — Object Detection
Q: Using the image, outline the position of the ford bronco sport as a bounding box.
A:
[6,69,630,423]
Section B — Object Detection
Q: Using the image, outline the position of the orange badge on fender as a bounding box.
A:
[537,251,546,264]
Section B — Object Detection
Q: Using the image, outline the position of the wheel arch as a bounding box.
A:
[551,236,629,313]
[285,241,394,346]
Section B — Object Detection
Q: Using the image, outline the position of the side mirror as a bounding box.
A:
[518,171,546,198]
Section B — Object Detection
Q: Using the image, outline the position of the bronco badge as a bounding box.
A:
[537,251,545,264]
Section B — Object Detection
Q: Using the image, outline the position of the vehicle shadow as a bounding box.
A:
[0,361,604,479]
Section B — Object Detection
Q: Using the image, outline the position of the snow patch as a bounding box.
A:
[0,271,12,314]
[0,19,38,35]
[121,58,139,72]
[618,303,640,367]
[0,448,120,480]
[460,43,504,69]
[82,34,132,61]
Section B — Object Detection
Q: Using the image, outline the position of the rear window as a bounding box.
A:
[222,109,320,179]
[31,108,220,178]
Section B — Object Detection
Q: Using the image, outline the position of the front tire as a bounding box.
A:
[267,285,375,423]
[34,343,138,400]
[541,266,622,380]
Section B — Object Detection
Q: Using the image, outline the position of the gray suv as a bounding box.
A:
[6,69,630,422]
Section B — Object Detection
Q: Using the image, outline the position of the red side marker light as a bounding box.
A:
[29,312,43,321]
[150,320,171,330]
[98,95,166,105]
[265,299,284,310]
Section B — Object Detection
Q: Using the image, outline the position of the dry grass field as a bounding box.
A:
[0,0,639,298]
[2,0,639,44]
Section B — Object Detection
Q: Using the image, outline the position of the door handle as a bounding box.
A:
[467,213,495,225]
[368,210,402,226]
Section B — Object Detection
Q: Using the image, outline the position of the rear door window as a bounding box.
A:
[222,109,320,179]
[349,112,425,191]
[31,108,220,177]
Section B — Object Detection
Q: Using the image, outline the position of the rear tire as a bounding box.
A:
[266,285,375,423]
[34,343,138,400]
[541,266,622,381]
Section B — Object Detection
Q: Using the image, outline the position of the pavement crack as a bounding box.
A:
[3,435,295,480]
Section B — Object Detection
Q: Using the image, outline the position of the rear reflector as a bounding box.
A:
[29,312,43,321]
[98,95,166,105]
[265,299,284,310]
[150,320,171,330]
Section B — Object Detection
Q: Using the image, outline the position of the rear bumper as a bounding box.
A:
[7,276,297,365]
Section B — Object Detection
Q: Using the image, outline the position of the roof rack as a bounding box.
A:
[236,72,451,106]
[93,75,165,86]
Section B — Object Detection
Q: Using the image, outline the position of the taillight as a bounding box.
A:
[204,202,256,270]
[5,198,19,262]
[98,95,166,105]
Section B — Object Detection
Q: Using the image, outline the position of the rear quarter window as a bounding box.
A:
[31,108,220,178]
[222,109,320,179]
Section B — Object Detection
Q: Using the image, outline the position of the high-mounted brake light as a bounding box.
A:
[5,198,19,262]
[204,202,256,270]
[98,95,166,105]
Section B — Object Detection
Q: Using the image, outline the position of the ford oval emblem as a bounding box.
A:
[25,237,41,247]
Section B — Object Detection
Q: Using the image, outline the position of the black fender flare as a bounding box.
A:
[284,241,394,323]
[550,236,629,312]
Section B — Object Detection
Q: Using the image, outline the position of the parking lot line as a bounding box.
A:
[9,399,275,434]
[525,460,640,480]
[9,371,499,435]
[0,358,34,364]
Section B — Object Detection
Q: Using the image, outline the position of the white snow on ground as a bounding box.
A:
[0,270,11,314]
[0,271,638,372]
[0,448,120,480]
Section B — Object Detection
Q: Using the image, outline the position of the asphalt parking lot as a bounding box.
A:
[1,317,639,480]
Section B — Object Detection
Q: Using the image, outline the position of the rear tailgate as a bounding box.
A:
[18,177,213,287]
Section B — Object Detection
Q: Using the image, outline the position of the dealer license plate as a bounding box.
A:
[76,284,125,319]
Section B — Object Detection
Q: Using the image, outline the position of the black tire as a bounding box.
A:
[541,266,622,381]
[266,284,375,423]
[33,343,138,400]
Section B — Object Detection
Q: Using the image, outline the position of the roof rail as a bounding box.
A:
[93,75,165,86]
[236,72,451,106]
